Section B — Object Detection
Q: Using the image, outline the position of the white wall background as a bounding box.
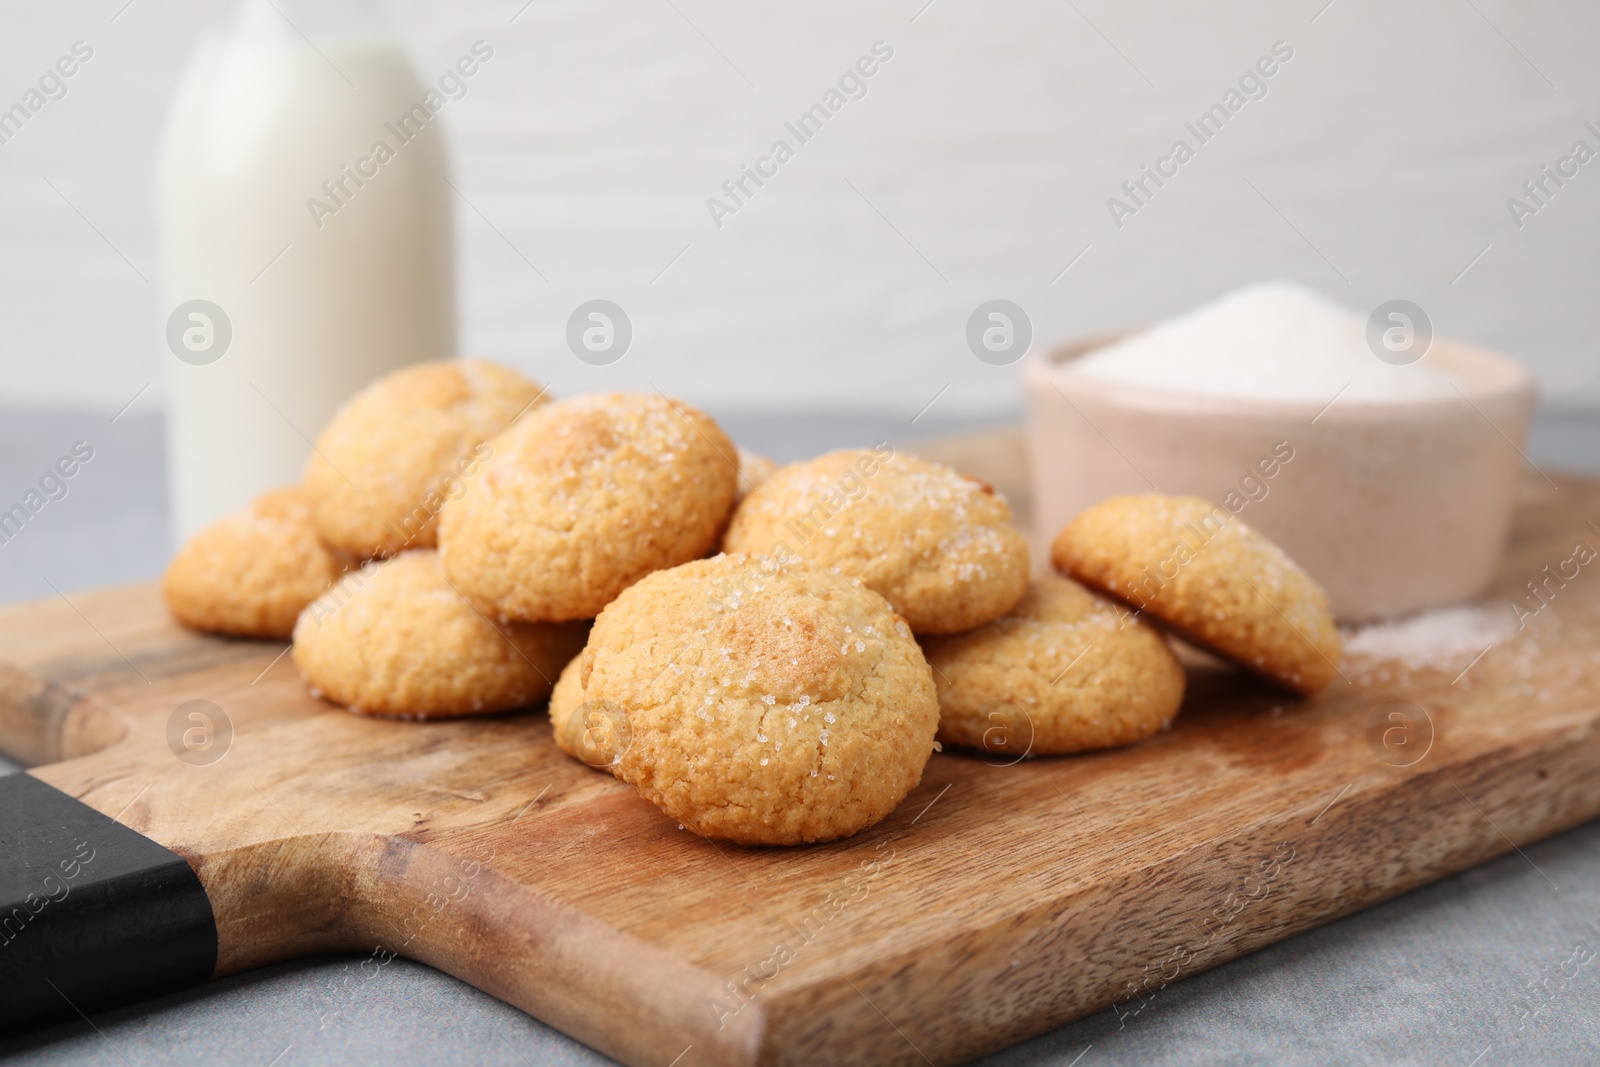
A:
[1,0,1597,419]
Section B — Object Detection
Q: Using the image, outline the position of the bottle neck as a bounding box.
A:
[222,0,395,43]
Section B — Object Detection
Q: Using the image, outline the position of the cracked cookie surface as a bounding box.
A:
[722,448,1030,634]
[163,486,342,639]
[922,575,1185,755]
[304,359,547,557]
[291,550,587,718]
[578,553,939,845]
[1051,493,1341,694]
[439,392,738,622]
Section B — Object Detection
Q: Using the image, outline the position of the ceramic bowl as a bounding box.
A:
[1023,333,1537,621]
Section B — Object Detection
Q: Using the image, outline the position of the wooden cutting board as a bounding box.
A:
[3,427,1599,1066]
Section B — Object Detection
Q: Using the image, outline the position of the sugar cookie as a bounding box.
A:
[291,550,587,718]
[304,359,546,557]
[579,554,939,845]
[439,392,738,622]
[1051,493,1341,693]
[722,447,1029,634]
[922,575,1185,755]
[548,654,588,758]
[163,487,341,639]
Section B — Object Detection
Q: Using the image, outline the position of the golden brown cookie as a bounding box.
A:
[439,392,739,623]
[921,575,1185,756]
[722,447,1030,634]
[551,662,639,770]
[735,447,778,504]
[548,653,587,757]
[291,550,588,718]
[578,554,940,845]
[1051,493,1341,694]
[163,487,342,639]
[304,359,547,557]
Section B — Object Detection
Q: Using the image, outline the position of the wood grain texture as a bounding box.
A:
[3,428,1599,1066]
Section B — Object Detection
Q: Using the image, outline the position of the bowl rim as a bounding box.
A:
[1027,330,1537,420]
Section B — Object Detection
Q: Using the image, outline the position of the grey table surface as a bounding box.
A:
[2,406,1599,1067]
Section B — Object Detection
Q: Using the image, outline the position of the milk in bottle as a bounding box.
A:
[158,0,454,541]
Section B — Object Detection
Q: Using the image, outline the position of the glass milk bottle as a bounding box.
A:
[158,0,454,542]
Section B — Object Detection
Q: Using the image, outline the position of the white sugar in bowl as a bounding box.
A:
[1024,334,1537,621]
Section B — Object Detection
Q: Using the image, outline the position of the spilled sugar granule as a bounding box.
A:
[1340,602,1517,681]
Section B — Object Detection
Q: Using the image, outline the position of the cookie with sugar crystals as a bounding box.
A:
[577,553,940,845]
[291,550,587,719]
[921,575,1185,756]
[163,486,342,640]
[439,392,739,623]
[722,448,1030,634]
[1051,493,1341,694]
[304,359,547,558]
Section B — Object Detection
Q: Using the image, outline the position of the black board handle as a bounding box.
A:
[0,773,217,1034]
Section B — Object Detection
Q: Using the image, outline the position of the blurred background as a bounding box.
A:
[1,0,1597,588]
